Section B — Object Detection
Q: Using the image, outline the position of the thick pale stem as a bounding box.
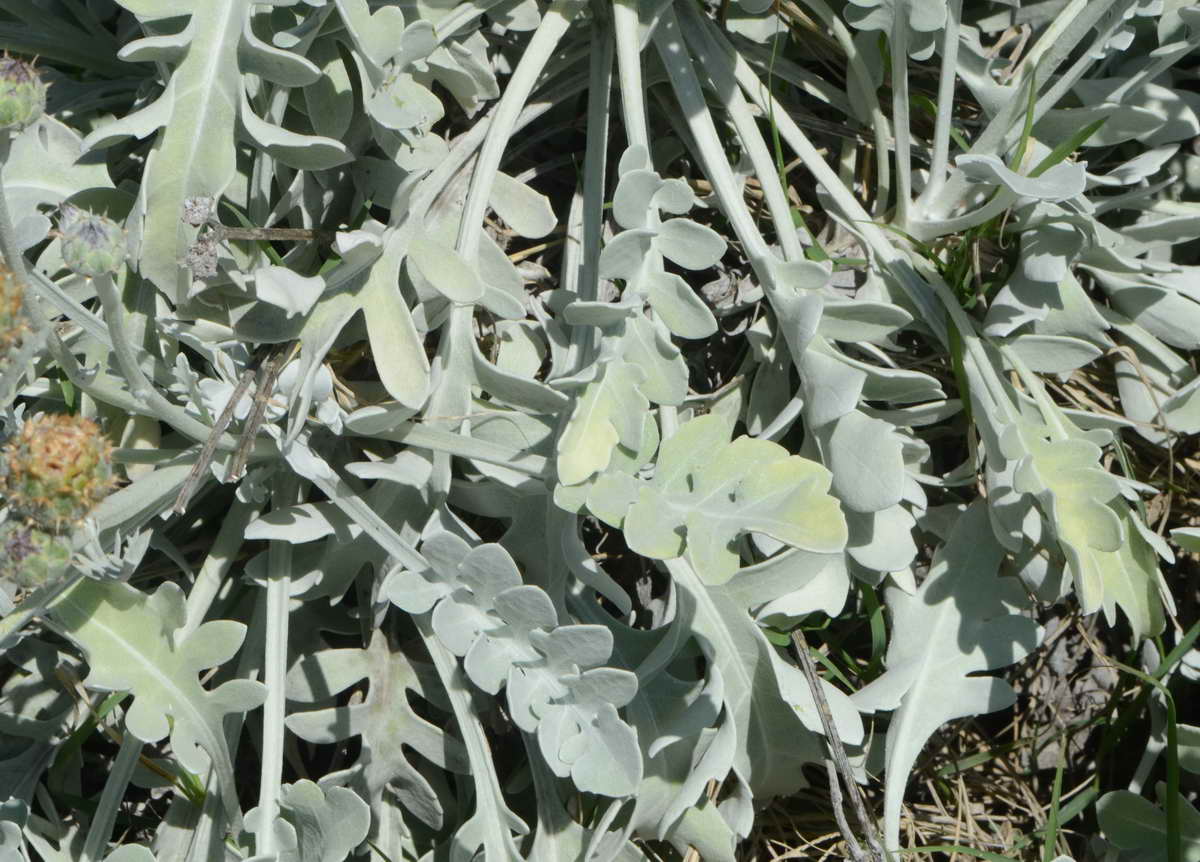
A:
[252,481,296,857]
[679,2,805,262]
[917,0,963,210]
[455,0,584,259]
[613,0,651,154]
[568,24,615,372]
[890,23,912,229]
[790,0,892,216]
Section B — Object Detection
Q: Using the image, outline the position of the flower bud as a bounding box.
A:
[58,205,127,278]
[0,55,47,132]
[0,522,71,588]
[1,413,116,533]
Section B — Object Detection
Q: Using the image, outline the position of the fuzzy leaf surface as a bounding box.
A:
[47,580,265,826]
[852,504,1042,851]
[591,414,847,584]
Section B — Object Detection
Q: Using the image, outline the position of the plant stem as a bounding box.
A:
[569,20,614,373]
[81,730,142,862]
[252,476,298,857]
[917,0,963,212]
[613,0,651,155]
[788,0,892,217]
[680,3,807,262]
[211,225,336,244]
[890,21,912,229]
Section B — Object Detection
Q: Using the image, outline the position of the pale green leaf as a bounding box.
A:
[1064,507,1168,638]
[1073,79,1200,146]
[238,18,321,87]
[644,270,718,339]
[577,464,649,525]
[1097,788,1200,857]
[1006,334,1103,374]
[598,229,654,281]
[366,73,443,132]
[1162,376,1200,434]
[248,781,370,862]
[103,847,156,862]
[800,348,866,429]
[252,266,325,318]
[819,299,912,343]
[957,154,1087,201]
[844,0,946,57]
[285,631,464,831]
[331,0,415,68]
[667,559,826,798]
[303,36,356,141]
[617,315,688,406]
[47,581,265,827]
[614,415,847,583]
[6,116,115,250]
[556,360,650,486]
[239,91,353,169]
[560,702,642,796]
[1009,426,1124,556]
[1180,724,1200,775]
[846,504,918,573]
[116,3,239,300]
[490,171,557,238]
[1002,422,1164,632]
[1173,527,1200,553]
[655,218,727,270]
[115,0,195,18]
[359,239,432,408]
[245,502,349,543]
[407,235,485,302]
[118,29,190,64]
[612,168,664,229]
[851,504,1042,851]
[827,410,906,513]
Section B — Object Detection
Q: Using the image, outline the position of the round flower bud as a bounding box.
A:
[0,521,71,588]
[58,205,127,278]
[0,413,116,533]
[0,55,47,131]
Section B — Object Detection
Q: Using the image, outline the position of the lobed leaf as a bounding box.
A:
[47,581,265,827]
[852,503,1043,851]
[556,359,650,486]
[592,414,847,584]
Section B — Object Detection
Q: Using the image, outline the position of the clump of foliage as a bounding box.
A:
[0,1,1198,860]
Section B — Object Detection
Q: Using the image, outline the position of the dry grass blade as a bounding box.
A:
[171,344,289,514]
[223,344,290,483]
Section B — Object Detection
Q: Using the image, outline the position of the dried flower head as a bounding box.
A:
[0,257,27,358]
[182,196,216,227]
[0,413,116,533]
